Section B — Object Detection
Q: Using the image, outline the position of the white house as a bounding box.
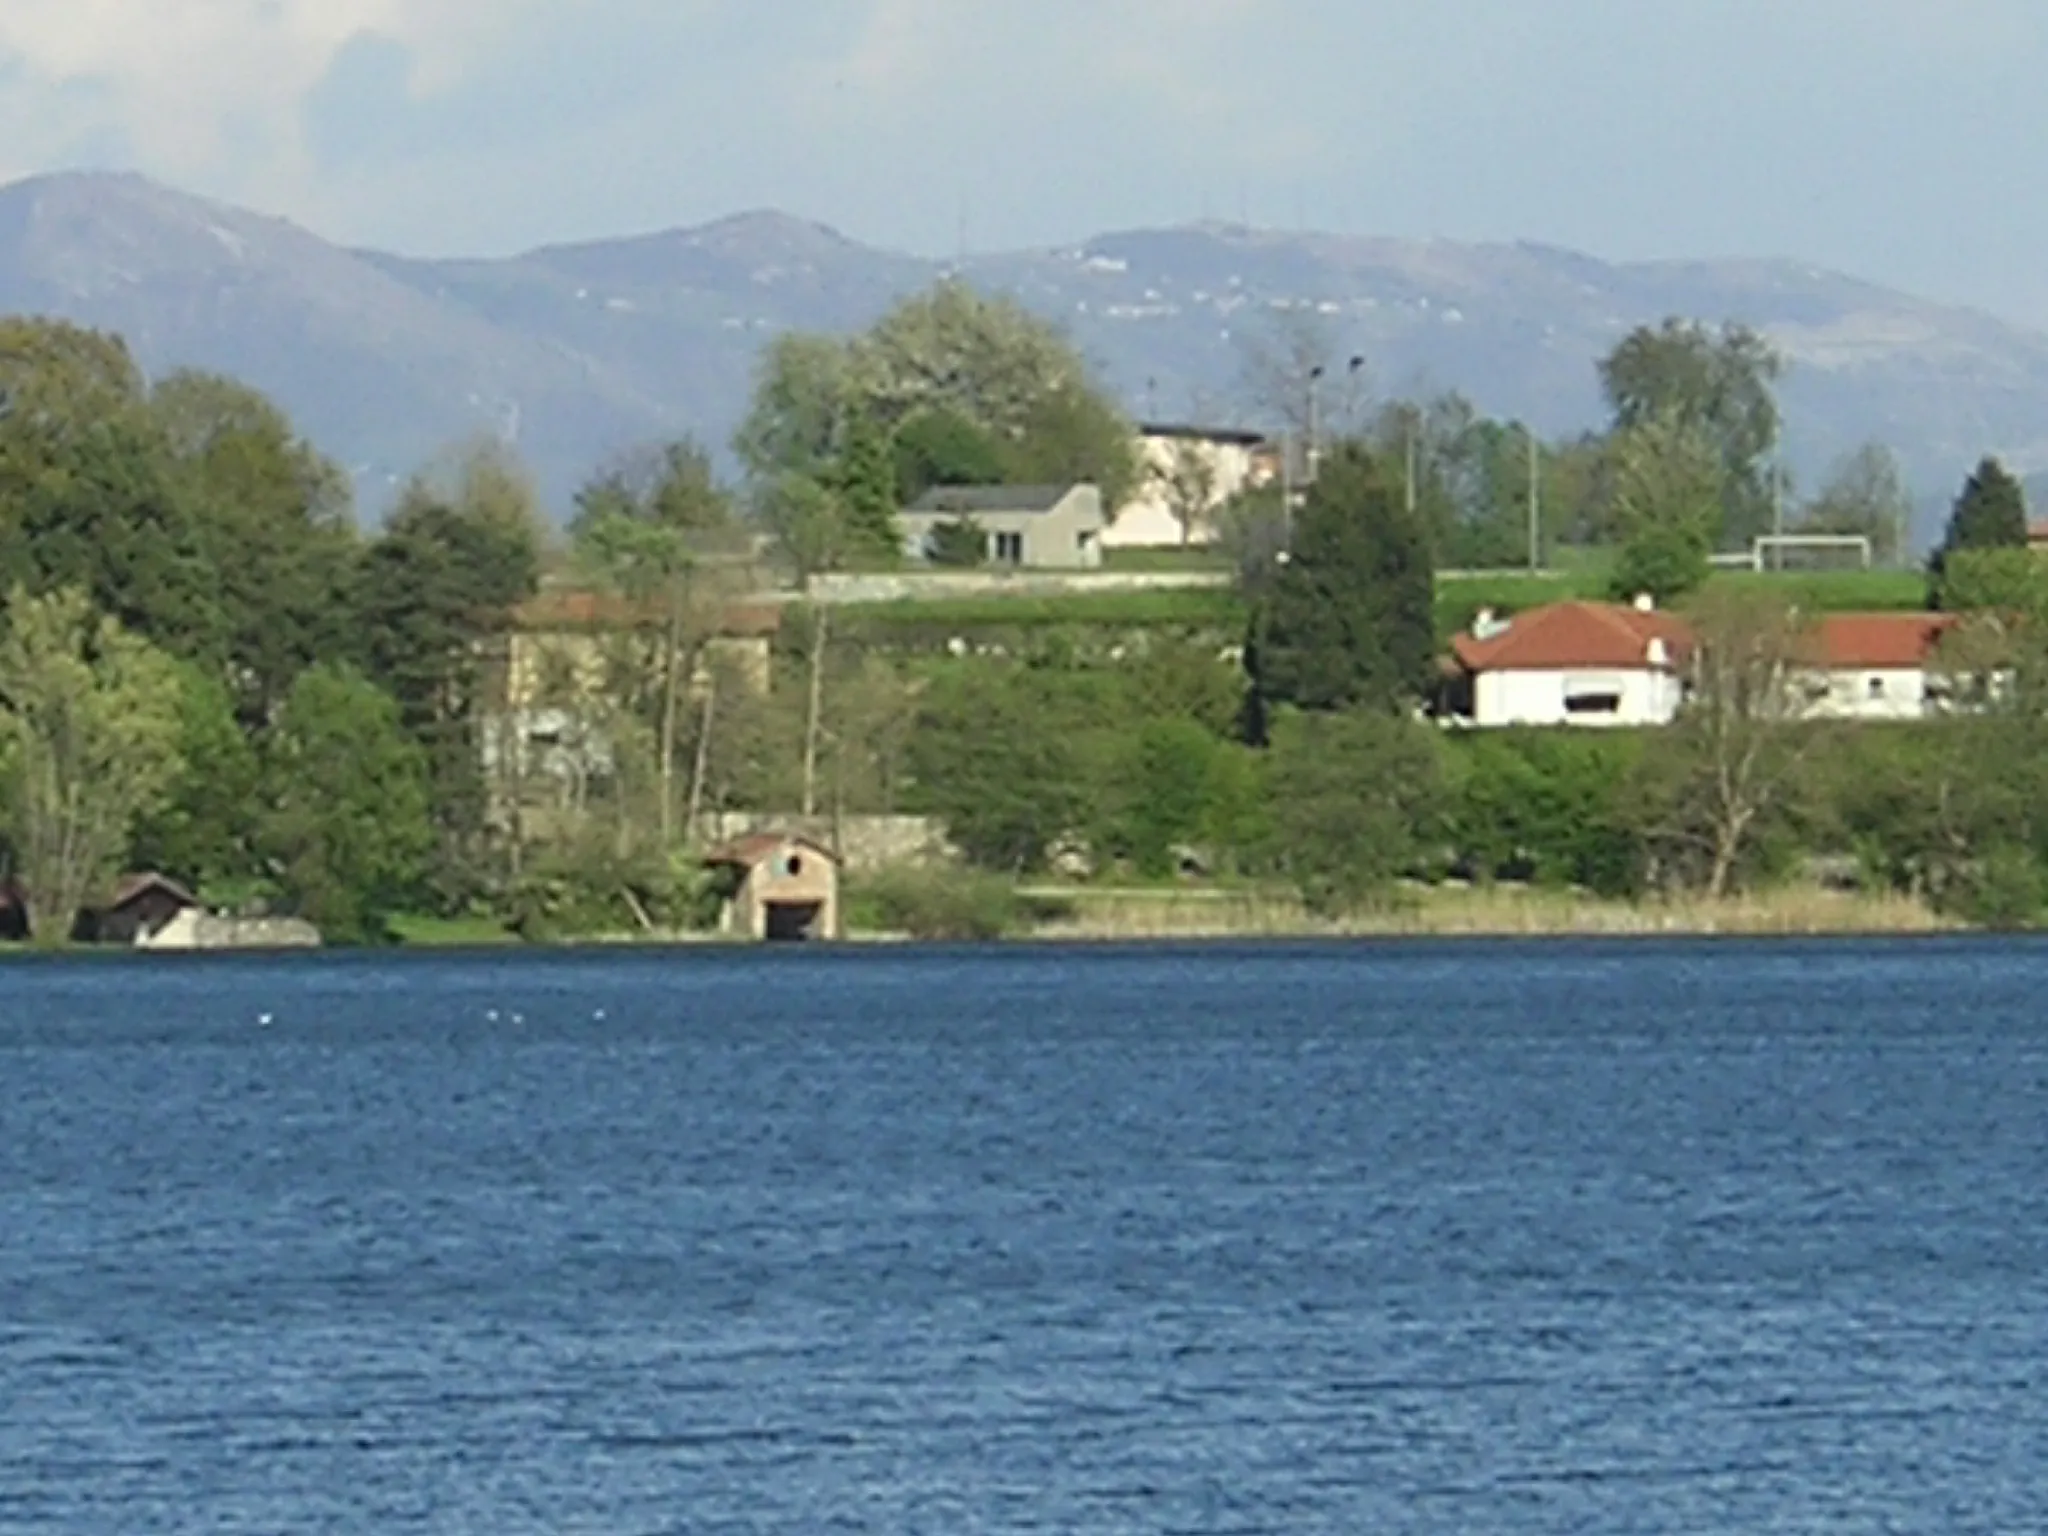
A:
[1443,599,1693,728]
[1796,613,1962,721]
[1104,424,1277,549]
[899,483,1107,570]
[1444,602,1964,731]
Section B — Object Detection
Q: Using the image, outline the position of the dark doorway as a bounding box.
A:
[765,902,825,943]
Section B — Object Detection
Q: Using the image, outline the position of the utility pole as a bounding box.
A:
[1526,426,1542,572]
[1405,415,1418,518]
[1307,365,1326,484]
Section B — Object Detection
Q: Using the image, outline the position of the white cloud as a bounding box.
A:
[0,0,541,195]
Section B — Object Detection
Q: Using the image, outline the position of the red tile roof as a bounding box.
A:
[1804,612,1960,670]
[1451,602,1693,674]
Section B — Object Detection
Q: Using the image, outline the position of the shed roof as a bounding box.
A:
[1451,601,1693,674]
[906,484,1079,516]
[703,834,840,870]
[103,873,200,911]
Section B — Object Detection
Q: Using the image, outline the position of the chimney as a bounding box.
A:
[1633,592,1655,613]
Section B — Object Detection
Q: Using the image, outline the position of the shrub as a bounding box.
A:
[849,865,1028,940]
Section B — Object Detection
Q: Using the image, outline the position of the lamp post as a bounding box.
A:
[1307,364,1326,484]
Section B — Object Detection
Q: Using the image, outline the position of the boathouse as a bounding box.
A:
[703,834,842,943]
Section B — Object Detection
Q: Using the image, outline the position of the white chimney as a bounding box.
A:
[1633,592,1656,613]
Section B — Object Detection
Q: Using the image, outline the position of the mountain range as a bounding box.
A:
[3,170,2045,532]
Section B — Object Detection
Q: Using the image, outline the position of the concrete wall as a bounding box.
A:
[799,569,1228,606]
[141,911,323,950]
[696,813,954,874]
[1473,668,1685,728]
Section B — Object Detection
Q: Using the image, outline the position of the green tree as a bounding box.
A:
[1445,731,1646,896]
[1937,546,2048,621]
[0,321,222,664]
[892,406,1012,502]
[150,371,359,723]
[924,517,987,567]
[1266,708,1442,915]
[356,448,542,901]
[1598,318,1784,547]
[1116,716,1221,879]
[1606,413,1722,602]
[259,665,434,943]
[741,280,1139,510]
[1246,442,1435,721]
[906,666,1081,872]
[831,413,903,562]
[128,662,264,899]
[1796,442,1912,568]
[1933,456,2028,586]
[570,441,748,846]
[753,471,858,817]
[734,332,858,484]
[0,586,185,943]
[1634,590,1815,897]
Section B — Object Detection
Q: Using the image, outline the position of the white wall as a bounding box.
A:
[1472,668,1685,728]
[1105,435,1268,549]
[1798,667,1937,722]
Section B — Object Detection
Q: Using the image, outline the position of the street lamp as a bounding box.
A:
[1307,365,1326,484]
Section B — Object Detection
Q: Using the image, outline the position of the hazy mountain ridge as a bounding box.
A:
[1,171,2043,526]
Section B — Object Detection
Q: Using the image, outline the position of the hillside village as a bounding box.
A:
[4,278,2048,948]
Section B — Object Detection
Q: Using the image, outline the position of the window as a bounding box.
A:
[1868,676,1886,699]
[1564,692,1622,716]
[1563,676,1624,717]
[993,531,1024,564]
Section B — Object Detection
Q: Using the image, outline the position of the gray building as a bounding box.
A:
[899,484,1107,570]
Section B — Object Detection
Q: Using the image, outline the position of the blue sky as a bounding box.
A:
[5,1,2047,322]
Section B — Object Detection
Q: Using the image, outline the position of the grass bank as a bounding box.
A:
[1017,882,1955,940]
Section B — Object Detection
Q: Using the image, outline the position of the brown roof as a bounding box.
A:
[106,873,200,911]
[1451,602,1693,674]
[1804,612,1961,670]
[515,590,783,638]
[703,834,840,870]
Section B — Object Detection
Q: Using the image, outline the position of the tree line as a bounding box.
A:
[4,281,2042,945]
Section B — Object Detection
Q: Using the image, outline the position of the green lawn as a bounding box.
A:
[836,559,1929,646]
[839,586,1245,633]
[1100,546,1235,573]
[1713,568,1928,612]
[388,912,520,947]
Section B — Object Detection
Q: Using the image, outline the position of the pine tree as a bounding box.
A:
[1245,444,1435,724]
[833,415,903,565]
[1937,456,2029,568]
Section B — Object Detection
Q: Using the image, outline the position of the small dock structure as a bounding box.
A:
[704,834,842,943]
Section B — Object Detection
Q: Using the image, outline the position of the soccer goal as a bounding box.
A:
[1748,534,1874,573]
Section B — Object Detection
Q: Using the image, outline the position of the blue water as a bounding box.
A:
[2,940,2045,1532]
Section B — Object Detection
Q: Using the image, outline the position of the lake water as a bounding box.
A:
[2,940,2045,1532]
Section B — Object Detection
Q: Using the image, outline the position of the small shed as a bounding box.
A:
[74,873,203,946]
[703,834,841,943]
